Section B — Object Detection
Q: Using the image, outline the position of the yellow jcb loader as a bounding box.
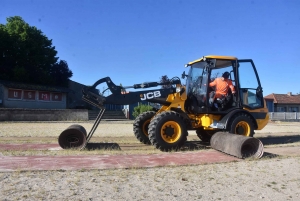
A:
[59,55,269,154]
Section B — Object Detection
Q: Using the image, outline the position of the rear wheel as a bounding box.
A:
[148,111,188,151]
[229,113,255,137]
[133,111,156,145]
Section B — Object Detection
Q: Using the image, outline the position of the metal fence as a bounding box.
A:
[269,112,300,121]
[103,104,125,111]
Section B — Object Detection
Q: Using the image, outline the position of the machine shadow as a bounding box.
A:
[261,152,280,158]
[180,134,300,152]
[180,141,210,151]
[83,135,300,152]
[85,142,121,150]
[84,141,209,152]
[257,135,300,145]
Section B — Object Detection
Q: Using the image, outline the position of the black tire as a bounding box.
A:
[58,125,87,149]
[148,111,188,151]
[133,111,156,145]
[196,128,217,142]
[228,113,255,137]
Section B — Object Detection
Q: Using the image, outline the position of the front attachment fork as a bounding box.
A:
[80,107,106,150]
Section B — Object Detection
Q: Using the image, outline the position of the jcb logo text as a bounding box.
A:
[140,91,161,100]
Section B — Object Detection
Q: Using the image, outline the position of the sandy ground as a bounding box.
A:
[0,120,299,137]
[1,157,300,201]
[0,121,300,200]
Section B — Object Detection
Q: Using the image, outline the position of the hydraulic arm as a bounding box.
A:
[82,76,182,108]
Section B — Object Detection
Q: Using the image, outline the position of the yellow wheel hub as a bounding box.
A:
[161,121,181,143]
[235,121,251,136]
[142,119,151,137]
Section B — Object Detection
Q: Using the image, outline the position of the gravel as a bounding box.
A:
[1,157,300,201]
[1,121,300,200]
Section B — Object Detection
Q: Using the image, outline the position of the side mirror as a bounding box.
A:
[181,71,188,79]
[256,87,263,98]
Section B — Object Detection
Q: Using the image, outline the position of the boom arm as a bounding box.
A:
[82,76,181,108]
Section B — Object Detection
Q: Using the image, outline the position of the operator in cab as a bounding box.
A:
[209,71,236,108]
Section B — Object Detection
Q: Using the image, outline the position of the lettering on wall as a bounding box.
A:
[8,89,22,99]
[7,88,62,102]
[39,92,51,101]
[52,93,62,101]
[23,90,36,100]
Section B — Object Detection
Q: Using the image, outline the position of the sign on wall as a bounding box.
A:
[23,90,36,100]
[8,88,62,102]
[39,92,51,101]
[8,89,22,99]
[52,93,62,101]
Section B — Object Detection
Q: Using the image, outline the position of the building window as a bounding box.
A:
[277,107,286,112]
[8,89,22,99]
[289,107,299,112]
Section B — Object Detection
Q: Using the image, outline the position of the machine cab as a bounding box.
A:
[184,55,265,114]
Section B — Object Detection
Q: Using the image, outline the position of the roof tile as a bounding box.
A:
[0,80,70,93]
[264,93,300,104]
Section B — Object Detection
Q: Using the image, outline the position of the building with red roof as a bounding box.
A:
[264,92,300,112]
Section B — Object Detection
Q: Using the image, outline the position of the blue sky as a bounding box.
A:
[1,0,300,96]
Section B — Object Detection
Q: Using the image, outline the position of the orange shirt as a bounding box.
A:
[209,77,235,98]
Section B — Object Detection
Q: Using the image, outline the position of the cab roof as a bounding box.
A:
[187,55,238,66]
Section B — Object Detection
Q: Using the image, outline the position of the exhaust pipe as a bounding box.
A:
[210,132,264,159]
[58,124,87,149]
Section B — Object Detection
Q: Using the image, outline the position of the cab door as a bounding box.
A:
[237,60,264,109]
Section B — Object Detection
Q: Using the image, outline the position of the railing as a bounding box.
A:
[103,104,125,111]
[122,108,130,119]
[269,112,300,120]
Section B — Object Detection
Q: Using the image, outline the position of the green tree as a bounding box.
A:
[120,83,126,93]
[50,60,73,87]
[0,16,72,86]
[0,23,15,80]
[132,103,153,119]
[159,75,171,89]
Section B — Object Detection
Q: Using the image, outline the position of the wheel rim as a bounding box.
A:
[142,119,151,137]
[235,121,251,136]
[160,121,181,143]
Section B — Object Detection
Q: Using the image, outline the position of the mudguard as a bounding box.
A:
[217,109,258,130]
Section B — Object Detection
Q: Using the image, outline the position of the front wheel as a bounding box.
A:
[148,111,188,151]
[133,111,156,145]
[228,113,255,137]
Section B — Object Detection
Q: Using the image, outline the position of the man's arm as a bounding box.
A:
[228,80,236,94]
[209,79,217,87]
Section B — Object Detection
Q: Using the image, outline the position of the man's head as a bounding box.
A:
[222,72,230,79]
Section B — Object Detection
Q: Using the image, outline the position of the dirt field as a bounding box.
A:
[0,121,300,200]
[0,120,299,137]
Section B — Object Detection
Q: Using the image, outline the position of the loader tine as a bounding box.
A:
[80,108,106,150]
